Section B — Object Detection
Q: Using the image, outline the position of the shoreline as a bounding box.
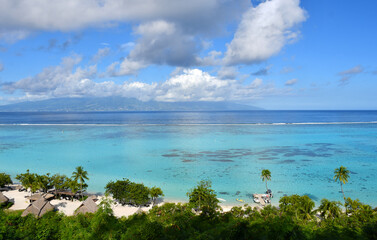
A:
[2,189,259,218]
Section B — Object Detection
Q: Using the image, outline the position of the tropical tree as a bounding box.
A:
[187,180,219,212]
[150,187,164,206]
[279,195,316,221]
[345,197,362,215]
[35,173,52,193]
[72,166,89,200]
[51,174,69,197]
[0,173,12,187]
[261,169,271,191]
[317,198,342,220]
[334,165,350,200]
[106,178,151,206]
[68,179,80,201]
[16,170,37,195]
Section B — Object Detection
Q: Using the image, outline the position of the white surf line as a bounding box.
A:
[0,121,377,126]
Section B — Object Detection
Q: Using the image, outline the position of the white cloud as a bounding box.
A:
[112,59,147,76]
[0,0,250,41]
[217,66,239,79]
[250,78,263,88]
[338,65,364,85]
[198,50,223,66]
[91,47,111,62]
[224,0,307,65]
[339,65,363,75]
[109,20,199,75]
[0,29,30,43]
[2,57,287,102]
[285,78,298,86]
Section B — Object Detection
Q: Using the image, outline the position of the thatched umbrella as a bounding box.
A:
[21,197,55,218]
[75,195,98,215]
[0,192,9,204]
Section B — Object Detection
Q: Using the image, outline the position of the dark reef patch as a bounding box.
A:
[258,157,278,160]
[279,160,295,164]
[219,192,229,195]
[162,154,180,157]
[209,159,234,162]
[301,159,312,162]
[182,159,195,163]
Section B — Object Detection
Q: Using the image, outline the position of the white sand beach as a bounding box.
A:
[3,190,30,210]
[3,189,261,218]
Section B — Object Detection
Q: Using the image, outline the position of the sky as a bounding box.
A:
[0,0,376,110]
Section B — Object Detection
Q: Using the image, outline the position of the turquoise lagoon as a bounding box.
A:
[0,111,377,206]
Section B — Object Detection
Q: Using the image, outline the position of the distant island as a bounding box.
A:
[0,97,262,112]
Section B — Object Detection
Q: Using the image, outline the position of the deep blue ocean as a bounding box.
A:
[1,111,377,206]
[1,110,377,124]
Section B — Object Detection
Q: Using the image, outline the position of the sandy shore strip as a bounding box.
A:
[2,189,262,218]
[3,190,30,210]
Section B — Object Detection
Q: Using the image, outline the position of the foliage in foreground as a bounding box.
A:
[1,196,377,240]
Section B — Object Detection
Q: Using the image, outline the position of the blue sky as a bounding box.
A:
[0,0,376,109]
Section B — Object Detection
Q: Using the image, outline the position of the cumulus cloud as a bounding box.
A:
[1,56,286,102]
[1,55,97,96]
[198,50,223,66]
[338,65,364,85]
[217,66,239,79]
[0,0,249,41]
[285,78,298,86]
[109,20,200,75]
[223,0,307,65]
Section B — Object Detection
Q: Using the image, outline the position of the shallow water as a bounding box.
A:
[1,123,377,206]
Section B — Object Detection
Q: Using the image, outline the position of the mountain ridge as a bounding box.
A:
[0,97,262,112]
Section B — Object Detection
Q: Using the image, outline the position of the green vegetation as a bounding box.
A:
[279,195,316,221]
[334,165,350,200]
[261,169,271,191]
[1,194,377,239]
[72,166,89,200]
[105,178,163,207]
[150,187,164,206]
[2,165,377,239]
[0,173,12,187]
[15,167,87,200]
[187,180,220,214]
[317,198,342,220]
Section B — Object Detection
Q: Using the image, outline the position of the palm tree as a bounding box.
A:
[298,195,316,221]
[334,166,350,200]
[261,169,271,191]
[317,198,342,220]
[72,166,89,200]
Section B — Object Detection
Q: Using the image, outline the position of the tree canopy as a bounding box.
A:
[105,178,156,206]
[187,180,220,214]
[0,173,12,187]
